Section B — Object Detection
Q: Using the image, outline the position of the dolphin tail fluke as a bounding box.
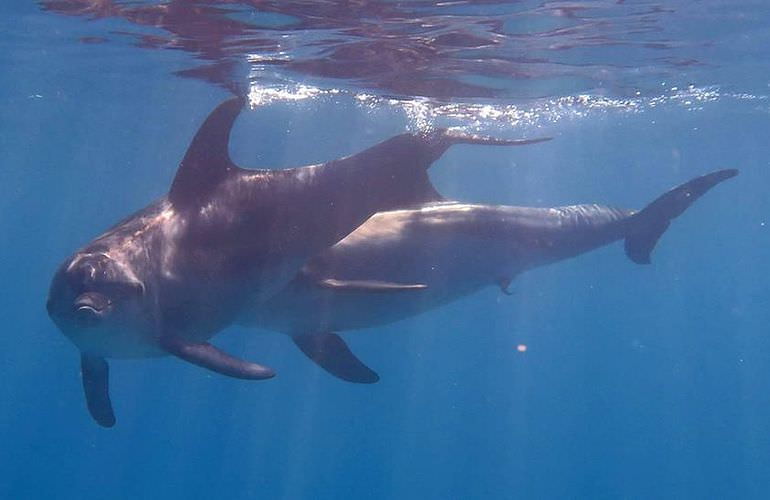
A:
[428,129,551,159]
[293,333,380,384]
[624,169,738,264]
[81,354,116,428]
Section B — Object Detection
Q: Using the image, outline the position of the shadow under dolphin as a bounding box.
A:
[46,97,548,427]
[249,169,738,383]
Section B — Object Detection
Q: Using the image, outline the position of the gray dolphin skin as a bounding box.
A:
[46,97,547,427]
[250,169,738,384]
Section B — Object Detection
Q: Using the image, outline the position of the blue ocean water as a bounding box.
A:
[2,1,770,498]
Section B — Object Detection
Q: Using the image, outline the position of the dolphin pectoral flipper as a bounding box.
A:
[293,333,380,384]
[317,279,427,292]
[159,336,275,380]
[81,354,115,428]
[625,168,738,264]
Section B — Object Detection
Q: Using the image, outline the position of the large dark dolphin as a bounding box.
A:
[248,170,738,383]
[46,97,547,426]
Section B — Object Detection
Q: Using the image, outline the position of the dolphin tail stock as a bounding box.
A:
[292,333,380,384]
[624,169,739,265]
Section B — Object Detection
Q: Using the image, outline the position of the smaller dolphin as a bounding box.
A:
[247,169,738,383]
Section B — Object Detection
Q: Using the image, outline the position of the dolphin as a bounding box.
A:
[46,97,548,426]
[247,169,738,383]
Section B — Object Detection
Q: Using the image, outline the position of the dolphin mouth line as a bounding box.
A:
[76,304,103,314]
[74,299,112,313]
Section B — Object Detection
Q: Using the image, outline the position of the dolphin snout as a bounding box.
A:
[73,292,112,326]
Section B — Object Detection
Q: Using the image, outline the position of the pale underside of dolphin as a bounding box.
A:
[46,97,548,427]
[248,169,738,384]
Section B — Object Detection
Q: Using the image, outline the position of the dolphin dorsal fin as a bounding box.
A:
[168,97,245,208]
